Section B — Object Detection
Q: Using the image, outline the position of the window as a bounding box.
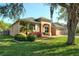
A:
[45,27,49,33]
[44,27,49,35]
[33,25,35,30]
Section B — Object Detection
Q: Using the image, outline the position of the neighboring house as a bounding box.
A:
[9,17,67,37]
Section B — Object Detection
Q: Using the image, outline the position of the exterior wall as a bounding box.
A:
[33,24,40,32]
[9,22,40,36]
[55,29,67,35]
[9,22,21,36]
[51,26,56,35]
[63,28,68,35]
[56,29,61,35]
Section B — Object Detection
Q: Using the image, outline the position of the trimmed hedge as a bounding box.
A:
[14,33,37,42]
[32,32,42,37]
[27,34,37,42]
[14,34,27,41]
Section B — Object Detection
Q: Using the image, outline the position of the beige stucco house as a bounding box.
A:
[9,17,67,37]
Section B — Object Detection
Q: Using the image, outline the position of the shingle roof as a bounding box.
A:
[35,17,51,22]
[19,17,40,23]
[53,22,67,30]
[19,17,51,23]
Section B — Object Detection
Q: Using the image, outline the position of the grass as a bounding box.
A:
[0,35,79,56]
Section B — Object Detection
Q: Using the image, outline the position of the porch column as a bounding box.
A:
[40,23,43,36]
[49,24,51,36]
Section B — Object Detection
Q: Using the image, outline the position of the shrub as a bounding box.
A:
[18,33,27,37]
[14,33,27,41]
[27,34,37,42]
[32,32,42,37]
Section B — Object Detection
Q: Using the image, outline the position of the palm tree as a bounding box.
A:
[0,20,5,31]
[20,23,34,34]
[0,20,11,31]
[50,3,79,45]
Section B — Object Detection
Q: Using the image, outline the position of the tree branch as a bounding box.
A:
[58,3,70,8]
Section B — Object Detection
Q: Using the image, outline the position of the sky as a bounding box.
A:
[23,3,60,22]
[23,3,58,19]
[0,3,65,24]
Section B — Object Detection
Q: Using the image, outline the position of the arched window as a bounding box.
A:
[43,24,49,35]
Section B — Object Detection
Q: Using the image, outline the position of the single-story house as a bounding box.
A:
[9,17,67,37]
[52,23,67,36]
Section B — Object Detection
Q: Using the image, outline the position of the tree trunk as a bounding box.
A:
[67,4,78,45]
[67,20,78,45]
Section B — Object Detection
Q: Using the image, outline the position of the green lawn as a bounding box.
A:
[0,35,79,56]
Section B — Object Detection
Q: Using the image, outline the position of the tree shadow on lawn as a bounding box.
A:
[0,35,13,42]
[0,41,69,56]
[0,36,78,56]
[45,48,79,56]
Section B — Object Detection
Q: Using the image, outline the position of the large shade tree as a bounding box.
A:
[50,3,79,45]
[0,3,25,19]
[0,3,25,31]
